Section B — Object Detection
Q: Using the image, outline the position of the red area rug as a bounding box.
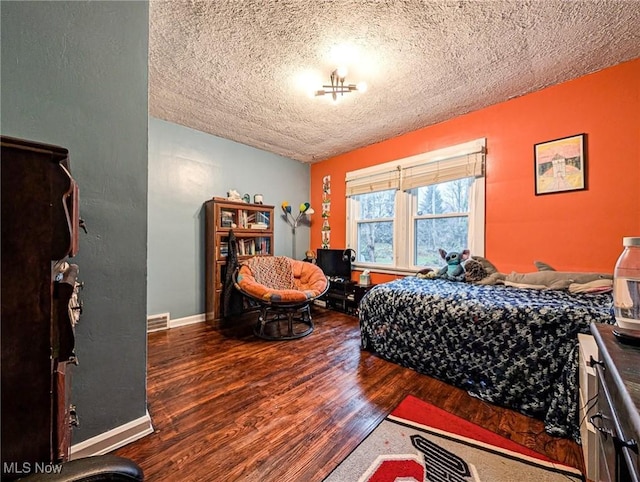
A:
[324,395,583,482]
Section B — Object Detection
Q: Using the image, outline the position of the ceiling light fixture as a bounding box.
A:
[314,68,367,101]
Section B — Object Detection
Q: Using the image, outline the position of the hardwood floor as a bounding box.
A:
[114,308,585,481]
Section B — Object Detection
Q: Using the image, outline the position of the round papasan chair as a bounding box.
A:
[234,256,329,340]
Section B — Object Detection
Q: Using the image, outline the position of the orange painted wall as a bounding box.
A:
[310,59,640,282]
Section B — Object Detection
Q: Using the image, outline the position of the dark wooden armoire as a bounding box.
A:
[1,136,82,479]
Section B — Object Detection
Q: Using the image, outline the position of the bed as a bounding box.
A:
[359,277,616,440]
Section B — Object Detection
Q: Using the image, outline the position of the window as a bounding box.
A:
[346,139,485,273]
[352,189,395,265]
[413,178,473,266]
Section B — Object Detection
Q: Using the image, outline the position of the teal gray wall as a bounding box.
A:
[148,117,311,319]
[1,1,149,443]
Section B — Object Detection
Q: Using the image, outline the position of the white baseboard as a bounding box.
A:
[147,312,206,332]
[69,411,154,460]
[169,312,206,328]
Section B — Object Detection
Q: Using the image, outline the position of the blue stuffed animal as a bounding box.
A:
[436,248,470,281]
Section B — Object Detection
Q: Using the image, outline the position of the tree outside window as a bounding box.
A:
[354,189,395,264]
[415,178,472,266]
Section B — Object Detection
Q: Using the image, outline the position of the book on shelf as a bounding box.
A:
[256,237,270,255]
[256,211,270,225]
[238,239,256,256]
[237,210,251,229]
[248,222,268,230]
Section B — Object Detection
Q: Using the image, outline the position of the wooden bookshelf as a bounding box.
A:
[204,198,274,322]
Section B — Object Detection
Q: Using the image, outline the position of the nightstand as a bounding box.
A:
[347,283,377,315]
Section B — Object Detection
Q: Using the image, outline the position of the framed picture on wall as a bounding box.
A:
[534,133,586,195]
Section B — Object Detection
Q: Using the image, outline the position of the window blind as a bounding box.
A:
[401,152,485,191]
[345,138,486,196]
[345,167,400,196]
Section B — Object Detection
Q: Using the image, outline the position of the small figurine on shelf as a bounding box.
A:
[227,189,243,202]
[303,250,316,264]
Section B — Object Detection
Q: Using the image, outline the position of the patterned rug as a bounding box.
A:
[323,395,583,482]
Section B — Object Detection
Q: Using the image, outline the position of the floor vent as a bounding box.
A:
[147,313,170,332]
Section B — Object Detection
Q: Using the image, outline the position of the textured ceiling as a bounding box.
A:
[149,1,640,163]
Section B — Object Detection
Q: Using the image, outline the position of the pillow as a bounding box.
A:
[469,256,498,275]
[569,279,613,294]
[416,267,435,279]
[464,259,488,283]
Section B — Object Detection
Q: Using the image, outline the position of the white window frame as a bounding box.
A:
[346,139,486,275]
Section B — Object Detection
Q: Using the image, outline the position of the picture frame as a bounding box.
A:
[534,133,586,195]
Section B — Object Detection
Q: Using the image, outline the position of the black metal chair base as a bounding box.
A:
[254,303,314,340]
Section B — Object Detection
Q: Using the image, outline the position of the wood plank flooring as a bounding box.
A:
[114,309,585,481]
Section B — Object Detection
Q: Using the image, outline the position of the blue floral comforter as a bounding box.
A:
[359,277,615,440]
